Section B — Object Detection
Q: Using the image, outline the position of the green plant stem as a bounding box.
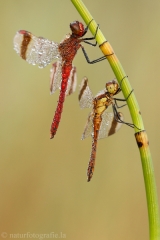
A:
[71,0,160,239]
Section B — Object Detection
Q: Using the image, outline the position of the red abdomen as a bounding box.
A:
[50,64,72,138]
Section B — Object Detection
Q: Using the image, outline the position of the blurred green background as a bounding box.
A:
[0,0,160,239]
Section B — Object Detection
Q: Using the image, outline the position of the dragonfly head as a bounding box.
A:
[70,21,86,38]
[106,80,120,95]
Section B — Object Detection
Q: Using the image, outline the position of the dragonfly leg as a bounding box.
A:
[112,104,141,130]
[119,75,128,88]
[83,19,94,33]
[113,89,134,108]
[114,100,127,108]
[81,45,113,64]
[82,23,99,46]
[81,22,114,63]
[83,40,97,47]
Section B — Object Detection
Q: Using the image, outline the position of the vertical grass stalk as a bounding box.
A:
[70,0,160,239]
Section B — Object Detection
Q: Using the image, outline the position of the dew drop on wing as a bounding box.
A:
[13,32,24,55]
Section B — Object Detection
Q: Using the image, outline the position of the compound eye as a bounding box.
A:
[70,21,85,37]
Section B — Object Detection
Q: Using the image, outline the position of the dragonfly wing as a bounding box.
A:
[50,62,77,95]
[13,30,60,68]
[98,111,123,139]
[79,77,93,109]
[81,112,94,140]
[95,88,106,97]
[65,65,77,96]
[50,61,62,94]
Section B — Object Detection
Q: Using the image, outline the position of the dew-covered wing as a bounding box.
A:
[13,30,60,68]
[50,62,77,95]
[50,61,62,94]
[65,65,77,96]
[81,112,94,140]
[79,77,93,109]
[98,111,123,139]
[95,88,106,97]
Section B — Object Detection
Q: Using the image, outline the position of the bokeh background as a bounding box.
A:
[0,0,160,239]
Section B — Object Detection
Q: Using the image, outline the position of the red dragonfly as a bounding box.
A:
[79,77,135,182]
[13,21,109,138]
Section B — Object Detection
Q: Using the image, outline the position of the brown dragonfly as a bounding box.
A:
[13,21,110,138]
[79,77,135,182]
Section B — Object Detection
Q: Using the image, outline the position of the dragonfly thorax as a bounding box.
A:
[93,97,110,116]
[70,21,86,38]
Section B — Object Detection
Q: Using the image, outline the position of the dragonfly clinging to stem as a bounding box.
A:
[79,77,138,182]
[13,20,112,138]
